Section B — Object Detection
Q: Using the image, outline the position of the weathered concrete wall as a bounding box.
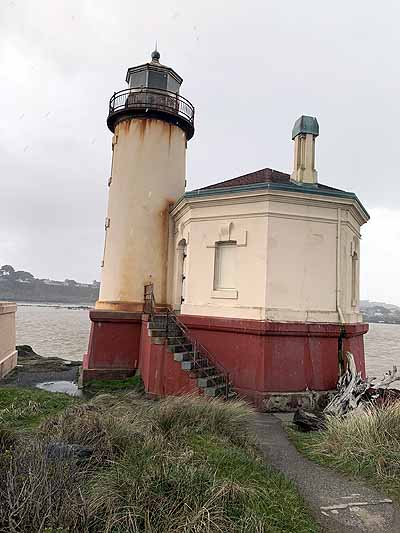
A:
[82,310,367,401]
[171,188,367,323]
[98,118,187,311]
[0,302,17,379]
[180,314,368,403]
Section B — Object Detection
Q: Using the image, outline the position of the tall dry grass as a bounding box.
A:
[0,393,317,533]
[310,401,400,498]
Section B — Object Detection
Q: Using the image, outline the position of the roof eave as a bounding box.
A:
[171,181,369,223]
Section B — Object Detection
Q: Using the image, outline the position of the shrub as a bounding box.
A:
[0,439,91,532]
[0,393,317,532]
[152,394,254,446]
[298,401,400,499]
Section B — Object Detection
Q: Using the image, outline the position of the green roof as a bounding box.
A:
[180,180,369,221]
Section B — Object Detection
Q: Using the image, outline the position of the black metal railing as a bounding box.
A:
[109,87,195,126]
[143,282,231,399]
[143,282,156,314]
[165,310,231,399]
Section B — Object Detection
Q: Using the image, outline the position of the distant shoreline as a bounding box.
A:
[367,319,400,326]
[15,301,94,309]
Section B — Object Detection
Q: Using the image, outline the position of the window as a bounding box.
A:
[214,241,237,290]
[128,69,147,88]
[148,70,168,90]
[351,250,358,307]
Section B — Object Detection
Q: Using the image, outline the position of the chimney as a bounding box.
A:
[291,115,319,184]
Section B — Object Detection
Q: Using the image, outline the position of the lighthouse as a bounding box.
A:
[83,51,195,382]
[98,49,194,312]
[84,51,369,412]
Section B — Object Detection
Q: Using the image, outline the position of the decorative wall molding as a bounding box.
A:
[206,221,247,248]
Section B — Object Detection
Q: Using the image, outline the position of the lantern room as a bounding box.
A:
[125,50,183,93]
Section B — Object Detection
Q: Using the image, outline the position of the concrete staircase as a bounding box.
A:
[148,313,234,398]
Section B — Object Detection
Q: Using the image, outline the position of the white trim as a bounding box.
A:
[211,289,238,299]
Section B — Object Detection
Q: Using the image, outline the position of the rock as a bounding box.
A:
[16,345,81,371]
[16,345,41,359]
[45,442,93,461]
[293,408,326,432]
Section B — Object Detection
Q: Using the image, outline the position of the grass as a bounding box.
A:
[0,391,318,532]
[288,402,400,501]
[0,387,77,429]
[84,374,145,393]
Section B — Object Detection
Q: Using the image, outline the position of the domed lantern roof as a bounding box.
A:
[125,49,183,94]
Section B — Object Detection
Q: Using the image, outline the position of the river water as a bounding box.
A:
[15,303,400,380]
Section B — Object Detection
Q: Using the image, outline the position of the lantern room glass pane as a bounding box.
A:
[148,70,168,90]
[128,69,146,88]
[167,77,180,93]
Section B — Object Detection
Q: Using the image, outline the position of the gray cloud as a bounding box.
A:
[1,0,400,301]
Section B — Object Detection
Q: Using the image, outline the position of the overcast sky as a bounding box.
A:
[1,0,400,303]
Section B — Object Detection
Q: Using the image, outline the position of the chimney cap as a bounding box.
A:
[292,115,319,140]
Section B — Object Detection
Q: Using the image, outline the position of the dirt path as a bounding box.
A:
[252,413,400,533]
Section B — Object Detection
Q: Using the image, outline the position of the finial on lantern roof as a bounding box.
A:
[151,43,160,63]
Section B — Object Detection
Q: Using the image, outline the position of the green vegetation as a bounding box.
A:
[289,402,400,501]
[0,390,318,533]
[84,373,145,393]
[0,387,77,429]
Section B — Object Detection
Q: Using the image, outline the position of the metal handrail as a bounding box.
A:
[109,87,195,125]
[143,282,230,399]
[143,282,156,314]
[166,309,230,400]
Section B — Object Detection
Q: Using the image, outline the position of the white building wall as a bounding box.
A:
[0,302,17,378]
[173,199,268,319]
[265,211,337,322]
[171,189,367,323]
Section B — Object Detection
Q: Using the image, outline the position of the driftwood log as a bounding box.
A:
[293,352,400,431]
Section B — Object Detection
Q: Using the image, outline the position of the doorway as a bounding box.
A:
[175,239,187,312]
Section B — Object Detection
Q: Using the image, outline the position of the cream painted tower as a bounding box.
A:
[97,51,195,311]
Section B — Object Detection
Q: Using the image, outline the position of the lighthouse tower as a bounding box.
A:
[83,51,195,382]
[98,49,194,312]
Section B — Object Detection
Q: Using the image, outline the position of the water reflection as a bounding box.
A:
[36,380,83,397]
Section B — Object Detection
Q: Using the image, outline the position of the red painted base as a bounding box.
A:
[83,310,368,408]
[138,316,198,396]
[82,310,142,383]
[180,315,368,404]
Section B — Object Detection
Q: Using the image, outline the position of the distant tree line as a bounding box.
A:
[0,265,100,304]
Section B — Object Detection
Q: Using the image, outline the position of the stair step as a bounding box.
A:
[204,385,228,397]
[168,343,193,353]
[181,359,210,371]
[149,323,167,331]
[197,374,225,388]
[167,336,187,344]
[148,328,167,337]
[173,352,193,362]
